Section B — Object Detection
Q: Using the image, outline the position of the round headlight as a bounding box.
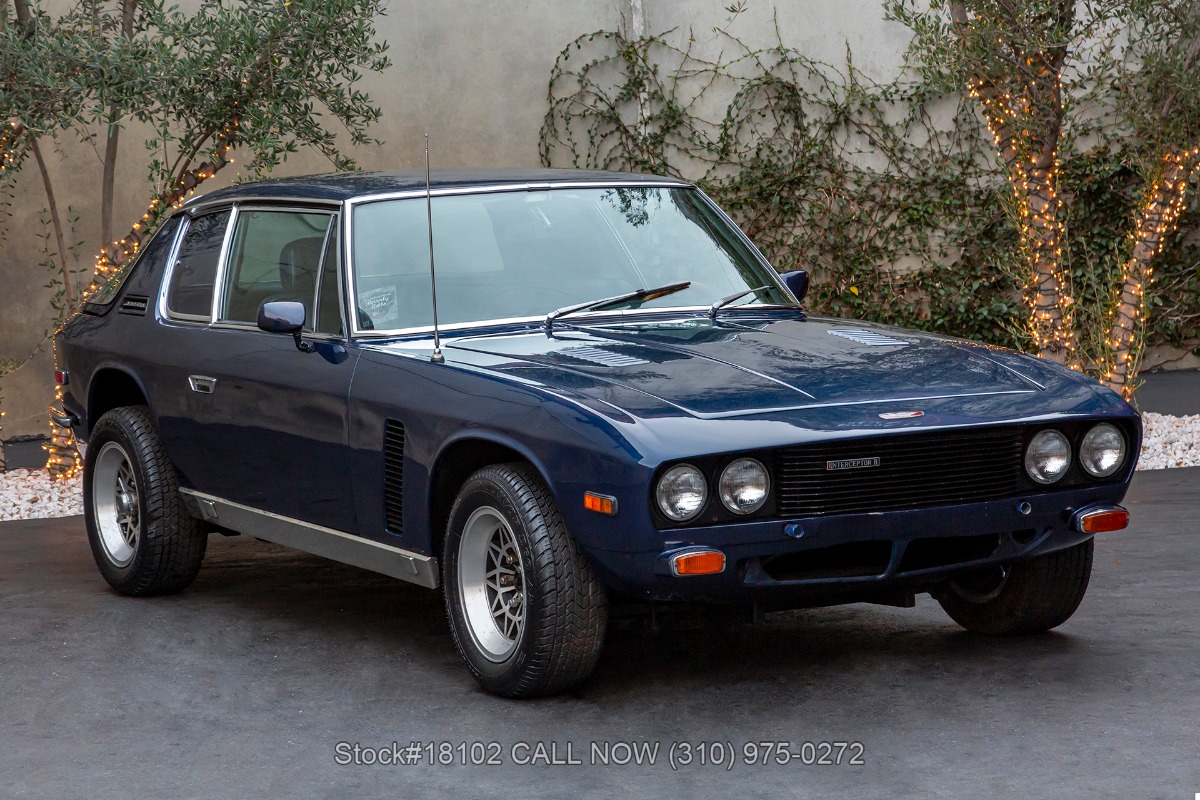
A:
[656,464,708,522]
[1079,423,1125,478]
[718,458,770,515]
[1025,429,1072,484]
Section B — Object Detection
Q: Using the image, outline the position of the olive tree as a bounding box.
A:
[888,0,1200,397]
[0,0,390,469]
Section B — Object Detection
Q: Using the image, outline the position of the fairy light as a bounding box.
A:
[1101,147,1200,399]
[46,121,241,478]
[967,77,1079,367]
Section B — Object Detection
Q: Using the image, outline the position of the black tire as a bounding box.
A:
[83,405,207,595]
[937,539,1094,635]
[442,463,607,697]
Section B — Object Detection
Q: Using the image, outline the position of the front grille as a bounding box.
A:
[775,426,1025,518]
[383,420,405,533]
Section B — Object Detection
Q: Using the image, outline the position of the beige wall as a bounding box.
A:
[0,0,910,438]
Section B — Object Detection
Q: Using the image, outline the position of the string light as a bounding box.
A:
[45,122,241,478]
[966,77,1079,368]
[1100,147,1200,400]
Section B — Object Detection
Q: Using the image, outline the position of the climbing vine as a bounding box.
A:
[540,22,1200,377]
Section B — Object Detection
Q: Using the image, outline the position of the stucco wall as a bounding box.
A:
[0,0,913,438]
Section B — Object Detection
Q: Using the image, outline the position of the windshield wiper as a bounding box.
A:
[545,281,691,329]
[709,285,772,319]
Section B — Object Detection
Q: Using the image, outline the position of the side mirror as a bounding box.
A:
[781,269,808,303]
[258,301,314,352]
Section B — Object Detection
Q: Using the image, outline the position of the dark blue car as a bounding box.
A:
[54,169,1139,697]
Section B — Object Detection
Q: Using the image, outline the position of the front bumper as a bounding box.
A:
[583,482,1130,603]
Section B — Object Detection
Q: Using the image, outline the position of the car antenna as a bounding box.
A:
[425,132,445,365]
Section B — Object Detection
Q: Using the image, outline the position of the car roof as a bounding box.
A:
[183,168,692,207]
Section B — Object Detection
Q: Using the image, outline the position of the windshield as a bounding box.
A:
[349,186,791,331]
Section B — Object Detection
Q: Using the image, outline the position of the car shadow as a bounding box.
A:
[191,534,1107,705]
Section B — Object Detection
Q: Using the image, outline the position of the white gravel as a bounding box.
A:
[0,468,83,521]
[1,414,1198,521]
[1137,412,1200,471]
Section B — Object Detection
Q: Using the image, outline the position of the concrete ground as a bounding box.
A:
[1134,368,1200,416]
[1,468,1197,798]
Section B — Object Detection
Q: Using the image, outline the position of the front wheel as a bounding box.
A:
[442,463,607,697]
[937,539,1094,635]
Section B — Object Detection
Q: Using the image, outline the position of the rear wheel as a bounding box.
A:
[442,463,607,697]
[84,406,206,595]
[937,539,1094,635]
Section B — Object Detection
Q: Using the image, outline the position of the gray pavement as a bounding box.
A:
[1135,369,1200,416]
[2,468,1199,799]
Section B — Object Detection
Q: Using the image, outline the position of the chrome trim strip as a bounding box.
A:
[185,194,343,212]
[208,205,240,322]
[347,180,691,208]
[181,489,439,589]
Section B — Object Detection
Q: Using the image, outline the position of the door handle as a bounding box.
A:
[188,375,217,394]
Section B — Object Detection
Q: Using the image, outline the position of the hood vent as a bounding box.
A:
[828,328,909,347]
[562,346,649,367]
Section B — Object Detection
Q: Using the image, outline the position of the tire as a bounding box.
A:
[83,405,207,596]
[442,463,607,697]
[937,538,1094,635]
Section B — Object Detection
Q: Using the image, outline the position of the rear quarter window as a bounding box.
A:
[84,216,182,308]
[166,209,232,320]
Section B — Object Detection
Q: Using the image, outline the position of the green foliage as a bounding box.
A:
[540,20,1200,357]
[0,0,390,453]
[541,26,1025,347]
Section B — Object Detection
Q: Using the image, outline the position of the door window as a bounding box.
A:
[220,209,333,329]
[165,210,231,320]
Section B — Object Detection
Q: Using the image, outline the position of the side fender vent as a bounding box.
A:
[384,419,405,533]
[119,294,149,316]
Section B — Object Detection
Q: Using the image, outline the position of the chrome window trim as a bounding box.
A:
[158,205,236,325]
[215,204,336,328]
[310,216,339,335]
[342,182,785,339]
[208,206,240,322]
[346,179,690,208]
[184,194,343,213]
[692,187,784,283]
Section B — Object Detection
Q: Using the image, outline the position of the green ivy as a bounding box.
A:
[540,26,1199,357]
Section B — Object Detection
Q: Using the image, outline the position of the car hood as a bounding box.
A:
[445,313,1048,418]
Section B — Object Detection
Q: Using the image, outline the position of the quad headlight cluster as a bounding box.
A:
[1024,423,1127,485]
[656,457,771,522]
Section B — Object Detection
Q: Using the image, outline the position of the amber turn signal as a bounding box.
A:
[584,492,617,516]
[670,549,726,576]
[1076,507,1129,533]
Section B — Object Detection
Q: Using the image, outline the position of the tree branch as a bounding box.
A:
[29,136,72,302]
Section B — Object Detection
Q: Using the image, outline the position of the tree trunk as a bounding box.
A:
[100,0,137,248]
[951,1,1076,365]
[1104,149,1200,398]
[29,137,73,304]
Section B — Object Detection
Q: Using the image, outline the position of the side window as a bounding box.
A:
[87,216,181,307]
[166,210,231,320]
[315,224,343,336]
[220,209,332,329]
